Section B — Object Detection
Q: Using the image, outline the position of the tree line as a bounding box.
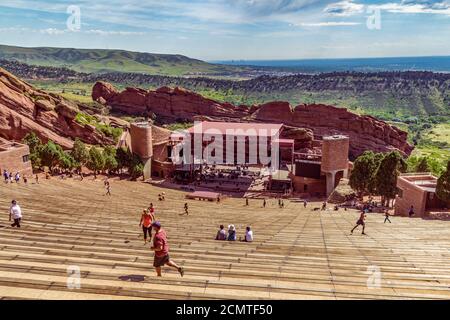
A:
[22,132,144,180]
[350,150,450,206]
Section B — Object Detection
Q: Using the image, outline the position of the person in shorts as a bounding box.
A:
[9,200,22,228]
[151,221,184,277]
[351,211,366,235]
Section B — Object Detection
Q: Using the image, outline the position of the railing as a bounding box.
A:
[294,152,322,162]
[400,172,433,176]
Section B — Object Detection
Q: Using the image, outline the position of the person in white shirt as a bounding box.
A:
[9,200,22,228]
[243,226,253,242]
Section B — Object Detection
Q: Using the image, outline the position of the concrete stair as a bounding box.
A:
[0,178,449,300]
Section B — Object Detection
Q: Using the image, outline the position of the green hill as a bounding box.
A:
[0,44,241,76]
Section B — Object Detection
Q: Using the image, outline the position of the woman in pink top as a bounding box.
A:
[139,209,154,244]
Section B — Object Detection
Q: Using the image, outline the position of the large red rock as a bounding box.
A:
[0,67,113,148]
[92,81,118,103]
[92,81,414,158]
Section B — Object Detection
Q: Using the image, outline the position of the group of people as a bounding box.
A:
[158,193,166,201]
[3,170,43,184]
[3,170,26,184]
[215,224,253,242]
[350,204,414,235]
[138,202,185,277]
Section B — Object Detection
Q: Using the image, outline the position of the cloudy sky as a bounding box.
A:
[0,0,449,60]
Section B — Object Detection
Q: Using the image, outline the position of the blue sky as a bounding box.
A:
[0,0,449,60]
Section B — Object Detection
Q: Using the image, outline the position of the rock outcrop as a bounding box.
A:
[0,67,113,148]
[93,81,414,158]
[327,179,357,204]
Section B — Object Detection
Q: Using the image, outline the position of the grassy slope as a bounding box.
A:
[415,123,450,166]
[0,44,241,76]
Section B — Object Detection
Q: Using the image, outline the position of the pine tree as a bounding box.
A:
[416,157,431,173]
[349,151,380,195]
[40,141,64,171]
[71,139,89,170]
[87,147,105,178]
[375,151,407,207]
[22,132,44,170]
[436,161,450,203]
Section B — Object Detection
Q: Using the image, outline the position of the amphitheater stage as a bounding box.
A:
[0,178,449,300]
[186,191,221,201]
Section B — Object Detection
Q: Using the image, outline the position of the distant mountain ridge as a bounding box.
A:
[0,44,242,76]
[1,58,448,118]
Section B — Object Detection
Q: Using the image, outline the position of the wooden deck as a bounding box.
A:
[0,178,449,300]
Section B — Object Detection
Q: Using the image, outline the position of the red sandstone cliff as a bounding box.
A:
[92,81,414,158]
[0,67,113,148]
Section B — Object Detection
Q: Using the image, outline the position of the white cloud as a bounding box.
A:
[0,27,146,36]
[373,1,450,15]
[324,0,450,16]
[39,28,66,35]
[324,1,365,16]
[85,29,146,36]
[297,21,361,26]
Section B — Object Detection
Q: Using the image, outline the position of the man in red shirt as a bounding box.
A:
[150,221,184,277]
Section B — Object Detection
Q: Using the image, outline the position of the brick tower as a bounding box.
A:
[321,135,350,195]
[130,122,153,180]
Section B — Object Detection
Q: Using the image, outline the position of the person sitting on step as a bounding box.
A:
[227,225,237,241]
[215,225,226,240]
[241,226,253,242]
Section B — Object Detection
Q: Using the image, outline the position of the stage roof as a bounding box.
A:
[187,121,283,137]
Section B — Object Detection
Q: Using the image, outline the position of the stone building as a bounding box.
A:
[395,173,449,217]
[0,138,33,177]
[291,135,350,197]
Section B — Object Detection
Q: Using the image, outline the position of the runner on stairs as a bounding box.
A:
[150,221,184,277]
[139,209,154,244]
[351,211,367,235]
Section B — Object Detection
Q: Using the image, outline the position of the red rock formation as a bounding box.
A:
[92,81,413,158]
[93,84,249,121]
[0,67,113,149]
